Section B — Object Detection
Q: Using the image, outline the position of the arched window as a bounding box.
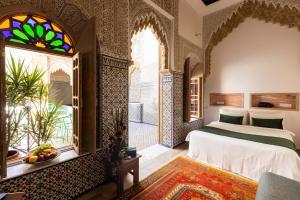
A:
[0,14,74,54]
[0,14,97,179]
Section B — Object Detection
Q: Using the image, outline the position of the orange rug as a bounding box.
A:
[118,157,257,200]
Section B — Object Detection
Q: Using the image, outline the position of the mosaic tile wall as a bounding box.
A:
[172,72,202,147]
[99,55,129,148]
[161,75,173,147]
[0,150,106,200]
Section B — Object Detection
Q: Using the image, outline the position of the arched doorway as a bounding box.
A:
[128,13,169,153]
[129,27,160,151]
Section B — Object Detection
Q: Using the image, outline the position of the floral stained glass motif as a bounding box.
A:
[0,14,74,54]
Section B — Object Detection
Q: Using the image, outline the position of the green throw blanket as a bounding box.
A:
[200,126,296,151]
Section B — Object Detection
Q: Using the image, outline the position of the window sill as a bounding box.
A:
[3,149,79,181]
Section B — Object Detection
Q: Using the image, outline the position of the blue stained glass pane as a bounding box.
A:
[43,23,52,31]
[27,18,36,27]
[62,43,70,51]
[12,21,21,29]
[56,33,63,40]
[2,30,13,38]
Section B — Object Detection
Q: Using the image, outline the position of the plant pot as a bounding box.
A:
[7,150,19,161]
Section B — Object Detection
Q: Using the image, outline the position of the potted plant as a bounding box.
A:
[108,108,127,165]
[5,54,45,160]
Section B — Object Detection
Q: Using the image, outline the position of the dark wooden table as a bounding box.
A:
[114,154,141,195]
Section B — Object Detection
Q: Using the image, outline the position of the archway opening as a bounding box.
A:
[128,27,163,153]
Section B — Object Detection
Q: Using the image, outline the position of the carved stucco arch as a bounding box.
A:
[185,52,202,71]
[130,11,169,71]
[0,1,90,52]
[204,0,300,80]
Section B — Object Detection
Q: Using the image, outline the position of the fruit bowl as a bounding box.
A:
[24,144,60,164]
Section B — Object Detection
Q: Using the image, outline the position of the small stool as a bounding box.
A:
[113,154,141,195]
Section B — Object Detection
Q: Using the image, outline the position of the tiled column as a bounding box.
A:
[161,75,173,147]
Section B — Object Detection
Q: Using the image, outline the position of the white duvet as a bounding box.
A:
[186,121,300,181]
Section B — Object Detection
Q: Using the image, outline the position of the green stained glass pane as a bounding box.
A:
[53,48,66,52]
[45,31,55,41]
[8,38,26,44]
[36,24,44,38]
[12,29,29,41]
[50,40,63,47]
[23,24,35,38]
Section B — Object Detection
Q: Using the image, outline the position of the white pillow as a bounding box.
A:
[249,111,286,128]
[219,108,248,125]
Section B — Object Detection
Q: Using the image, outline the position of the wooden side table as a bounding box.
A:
[113,154,141,195]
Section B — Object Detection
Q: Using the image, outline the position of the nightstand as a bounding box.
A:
[112,154,142,195]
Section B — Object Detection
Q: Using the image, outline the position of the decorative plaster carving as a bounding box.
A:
[129,1,174,69]
[203,0,300,80]
[178,36,203,73]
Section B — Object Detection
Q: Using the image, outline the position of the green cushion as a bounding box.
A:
[252,118,283,129]
[219,114,243,125]
[256,172,300,200]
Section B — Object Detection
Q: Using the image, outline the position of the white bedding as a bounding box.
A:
[186,121,300,181]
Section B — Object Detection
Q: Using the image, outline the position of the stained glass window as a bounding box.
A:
[0,14,74,54]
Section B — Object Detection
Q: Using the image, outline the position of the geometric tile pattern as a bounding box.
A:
[172,72,202,147]
[161,75,173,147]
[0,150,106,200]
[99,54,129,148]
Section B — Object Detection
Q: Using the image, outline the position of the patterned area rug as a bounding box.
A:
[118,157,257,200]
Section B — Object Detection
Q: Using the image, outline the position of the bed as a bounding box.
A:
[186,121,300,181]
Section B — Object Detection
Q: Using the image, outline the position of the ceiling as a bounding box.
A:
[186,0,244,17]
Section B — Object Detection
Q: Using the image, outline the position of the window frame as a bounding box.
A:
[0,15,97,180]
[3,44,75,166]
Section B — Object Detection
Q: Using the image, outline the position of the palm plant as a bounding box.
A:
[27,82,62,146]
[6,54,61,154]
[5,54,44,153]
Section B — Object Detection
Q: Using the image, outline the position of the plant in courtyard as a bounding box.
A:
[6,54,62,155]
[27,82,62,146]
[5,54,44,153]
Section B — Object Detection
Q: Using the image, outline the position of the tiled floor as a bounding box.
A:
[79,143,188,200]
[128,122,158,151]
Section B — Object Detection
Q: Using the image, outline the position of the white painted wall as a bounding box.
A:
[204,18,300,147]
[179,0,203,47]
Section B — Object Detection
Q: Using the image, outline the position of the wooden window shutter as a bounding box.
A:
[72,53,82,154]
[0,39,7,179]
[73,17,97,154]
[183,58,191,123]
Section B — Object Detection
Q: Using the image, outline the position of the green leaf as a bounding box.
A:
[36,24,44,38]
[23,24,35,38]
[53,47,66,52]
[8,38,26,44]
[45,31,55,41]
[12,29,29,41]
[50,40,63,47]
